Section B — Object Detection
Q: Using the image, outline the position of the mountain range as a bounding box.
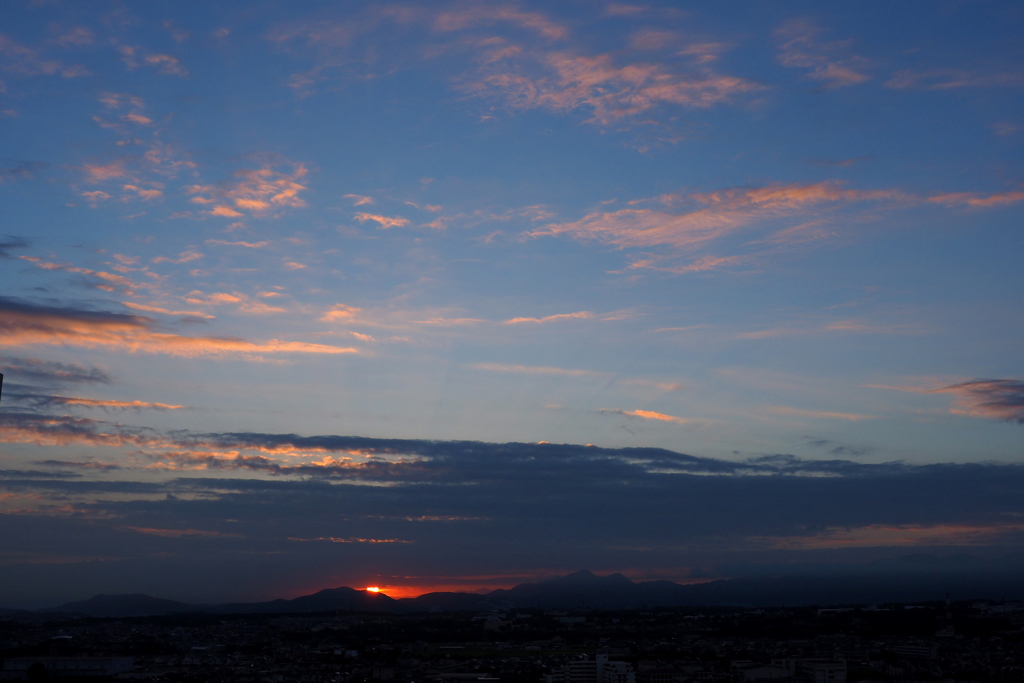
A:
[26,568,1024,618]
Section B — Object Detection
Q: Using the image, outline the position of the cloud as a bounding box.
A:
[152,250,203,264]
[433,5,567,41]
[20,256,143,294]
[0,356,112,386]
[531,182,901,271]
[754,523,1024,550]
[121,303,214,319]
[0,411,158,449]
[53,26,94,48]
[3,424,1024,605]
[344,194,374,206]
[179,291,290,316]
[320,304,363,322]
[599,409,691,424]
[765,406,878,422]
[205,240,271,248]
[0,33,87,79]
[934,379,1024,424]
[775,19,869,87]
[504,311,595,324]
[354,212,411,229]
[0,235,29,258]
[469,362,601,377]
[463,48,762,127]
[83,161,129,183]
[886,69,1024,91]
[116,45,188,77]
[7,392,182,411]
[123,527,240,539]
[0,296,359,359]
[0,160,44,183]
[186,161,309,218]
[927,191,1024,208]
[287,536,413,544]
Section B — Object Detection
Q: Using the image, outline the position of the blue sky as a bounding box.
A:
[1,0,1023,605]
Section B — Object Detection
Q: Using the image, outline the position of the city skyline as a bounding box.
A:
[1,0,1023,607]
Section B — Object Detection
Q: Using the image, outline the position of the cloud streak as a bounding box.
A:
[0,297,359,359]
[935,379,1024,424]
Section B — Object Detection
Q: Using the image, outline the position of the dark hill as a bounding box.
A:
[45,594,200,617]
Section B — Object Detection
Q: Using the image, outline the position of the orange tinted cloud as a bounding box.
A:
[533,182,903,271]
[470,362,599,377]
[599,408,690,424]
[344,193,374,205]
[466,50,761,126]
[187,162,309,218]
[205,239,270,248]
[504,311,594,324]
[47,397,183,410]
[122,302,214,319]
[122,184,161,200]
[83,161,128,182]
[20,256,141,294]
[152,250,202,264]
[927,191,1024,208]
[320,304,363,322]
[354,212,411,228]
[933,379,1024,423]
[0,296,359,358]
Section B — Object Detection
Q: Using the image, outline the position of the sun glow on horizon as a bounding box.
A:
[365,586,381,592]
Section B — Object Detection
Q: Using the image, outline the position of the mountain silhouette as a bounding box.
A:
[39,567,1024,617]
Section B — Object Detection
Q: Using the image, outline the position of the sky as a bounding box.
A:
[1,0,1023,608]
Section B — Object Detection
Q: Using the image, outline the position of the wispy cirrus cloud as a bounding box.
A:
[886,68,1024,91]
[121,302,214,320]
[204,239,271,248]
[115,44,188,77]
[504,311,595,324]
[123,526,241,539]
[344,194,374,205]
[0,356,112,386]
[433,5,568,41]
[775,19,869,88]
[461,46,762,128]
[934,379,1024,424]
[20,256,144,295]
[927,190,1024,208]
[151,250,202,265]
[469,362,600,377]
[9,393,183,411]
[531,181,902,273]
[765,405,878,422]
[598,408,691,424]
[0,296,358,359]
[754,522,1024,550]
[354,212,411,229]
[0,32,88,79]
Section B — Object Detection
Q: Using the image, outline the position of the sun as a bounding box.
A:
[365,586,381,593]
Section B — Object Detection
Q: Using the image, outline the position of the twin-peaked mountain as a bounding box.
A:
[39,568,1024,617]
